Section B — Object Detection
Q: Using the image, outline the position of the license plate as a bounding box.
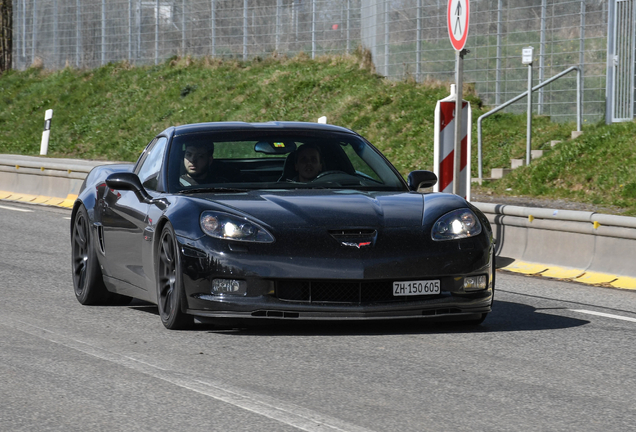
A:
[393,280,440,296]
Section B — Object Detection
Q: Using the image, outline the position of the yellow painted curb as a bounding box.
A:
[0,193,75,208]
[574,271,617,285]
[541,266,586,279]
[499,260,636,291]
[610,277,636,290]
[502,261,548,275]
[30,195,52,204]
[14,193,40,203]
[58,194,78,208]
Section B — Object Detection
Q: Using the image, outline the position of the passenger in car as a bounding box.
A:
[294,144,324,182]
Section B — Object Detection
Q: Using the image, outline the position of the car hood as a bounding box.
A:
[203,190,426,229]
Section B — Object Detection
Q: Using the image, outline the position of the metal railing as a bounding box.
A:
[477,66,582,182]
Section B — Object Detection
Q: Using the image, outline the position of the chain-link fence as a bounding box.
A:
[11,0,615,122]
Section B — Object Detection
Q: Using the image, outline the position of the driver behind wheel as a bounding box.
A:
[294,144,323,182]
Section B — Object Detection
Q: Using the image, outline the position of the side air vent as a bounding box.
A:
[94,222,105,254]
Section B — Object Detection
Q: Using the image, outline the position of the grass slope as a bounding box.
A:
[1,52,634,214]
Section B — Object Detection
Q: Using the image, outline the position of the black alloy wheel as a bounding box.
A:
[71,205,110,305]
[157,223,194,330]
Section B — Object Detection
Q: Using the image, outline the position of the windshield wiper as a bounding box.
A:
[179,187,249,194]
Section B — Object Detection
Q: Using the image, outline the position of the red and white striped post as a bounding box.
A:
[433,85,472,200]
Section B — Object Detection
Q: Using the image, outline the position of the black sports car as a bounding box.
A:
[70,122,494,329]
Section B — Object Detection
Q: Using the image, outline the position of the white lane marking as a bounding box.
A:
[63,217,71,220]
[570,309,636,323]
[0,204,33,212]
[0,318,375,432]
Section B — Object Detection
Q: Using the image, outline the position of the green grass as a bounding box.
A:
[1,51,635,215]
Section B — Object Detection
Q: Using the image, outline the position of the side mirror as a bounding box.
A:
[407,170,438,191]
[106,172,153,203]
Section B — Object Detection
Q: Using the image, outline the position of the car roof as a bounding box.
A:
[166,121,358,137]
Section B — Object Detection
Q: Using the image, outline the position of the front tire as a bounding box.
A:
[157,223,193,330]
[71,205,110,305]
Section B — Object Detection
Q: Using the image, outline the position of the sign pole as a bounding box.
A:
[453,50,464,195]
[447,0,469,195]
[522,46,534,166]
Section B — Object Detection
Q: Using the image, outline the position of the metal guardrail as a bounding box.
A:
[474,202,636,238]
[477,66,583,182]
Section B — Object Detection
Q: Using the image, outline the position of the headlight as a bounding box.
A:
[200,211,275,243]
[432,209,482,241]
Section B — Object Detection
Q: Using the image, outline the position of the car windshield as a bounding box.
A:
[167,129,407,193]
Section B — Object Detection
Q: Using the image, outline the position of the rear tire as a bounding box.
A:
[156,223,194,330]
[71,205,110,305]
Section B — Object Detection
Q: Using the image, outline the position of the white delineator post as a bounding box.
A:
[40,109,54,156]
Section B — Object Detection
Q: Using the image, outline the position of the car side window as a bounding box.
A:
[137,137,168,191]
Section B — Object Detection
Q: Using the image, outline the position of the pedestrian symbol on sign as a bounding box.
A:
[454,2,462,36]
[447,0,469,51]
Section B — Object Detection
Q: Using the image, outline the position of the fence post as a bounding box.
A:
[384,0,389,76]
[276,0,281,52]
[346,0,351,54]
[31,0,36,66]
[53,0,58,69]
[211,0,216,57]
[312,0,316,59]
[137,0,142,63]
[580,0,586,118]
[182,0,186,55]
[155,0,159,64]
[128,0,132,61]
[22,0,26,62]
[76,0,81,67]
[538,0,547,115]
[495,0,502,106]
[243,0,248,60]
[416,0,422,81]
[102,0,106,65]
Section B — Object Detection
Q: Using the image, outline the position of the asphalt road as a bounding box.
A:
[1,201,635,432]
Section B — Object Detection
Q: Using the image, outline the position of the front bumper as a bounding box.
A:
[186,290,493,321]
[177,229,494,321]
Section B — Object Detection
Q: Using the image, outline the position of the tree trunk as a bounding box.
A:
[0,0,12,73]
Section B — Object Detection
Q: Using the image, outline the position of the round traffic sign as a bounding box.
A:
[447,0,470,51]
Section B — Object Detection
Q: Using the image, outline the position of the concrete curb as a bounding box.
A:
[473,202,636,291]
[0,154,120,208]
[2,154,635,290]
